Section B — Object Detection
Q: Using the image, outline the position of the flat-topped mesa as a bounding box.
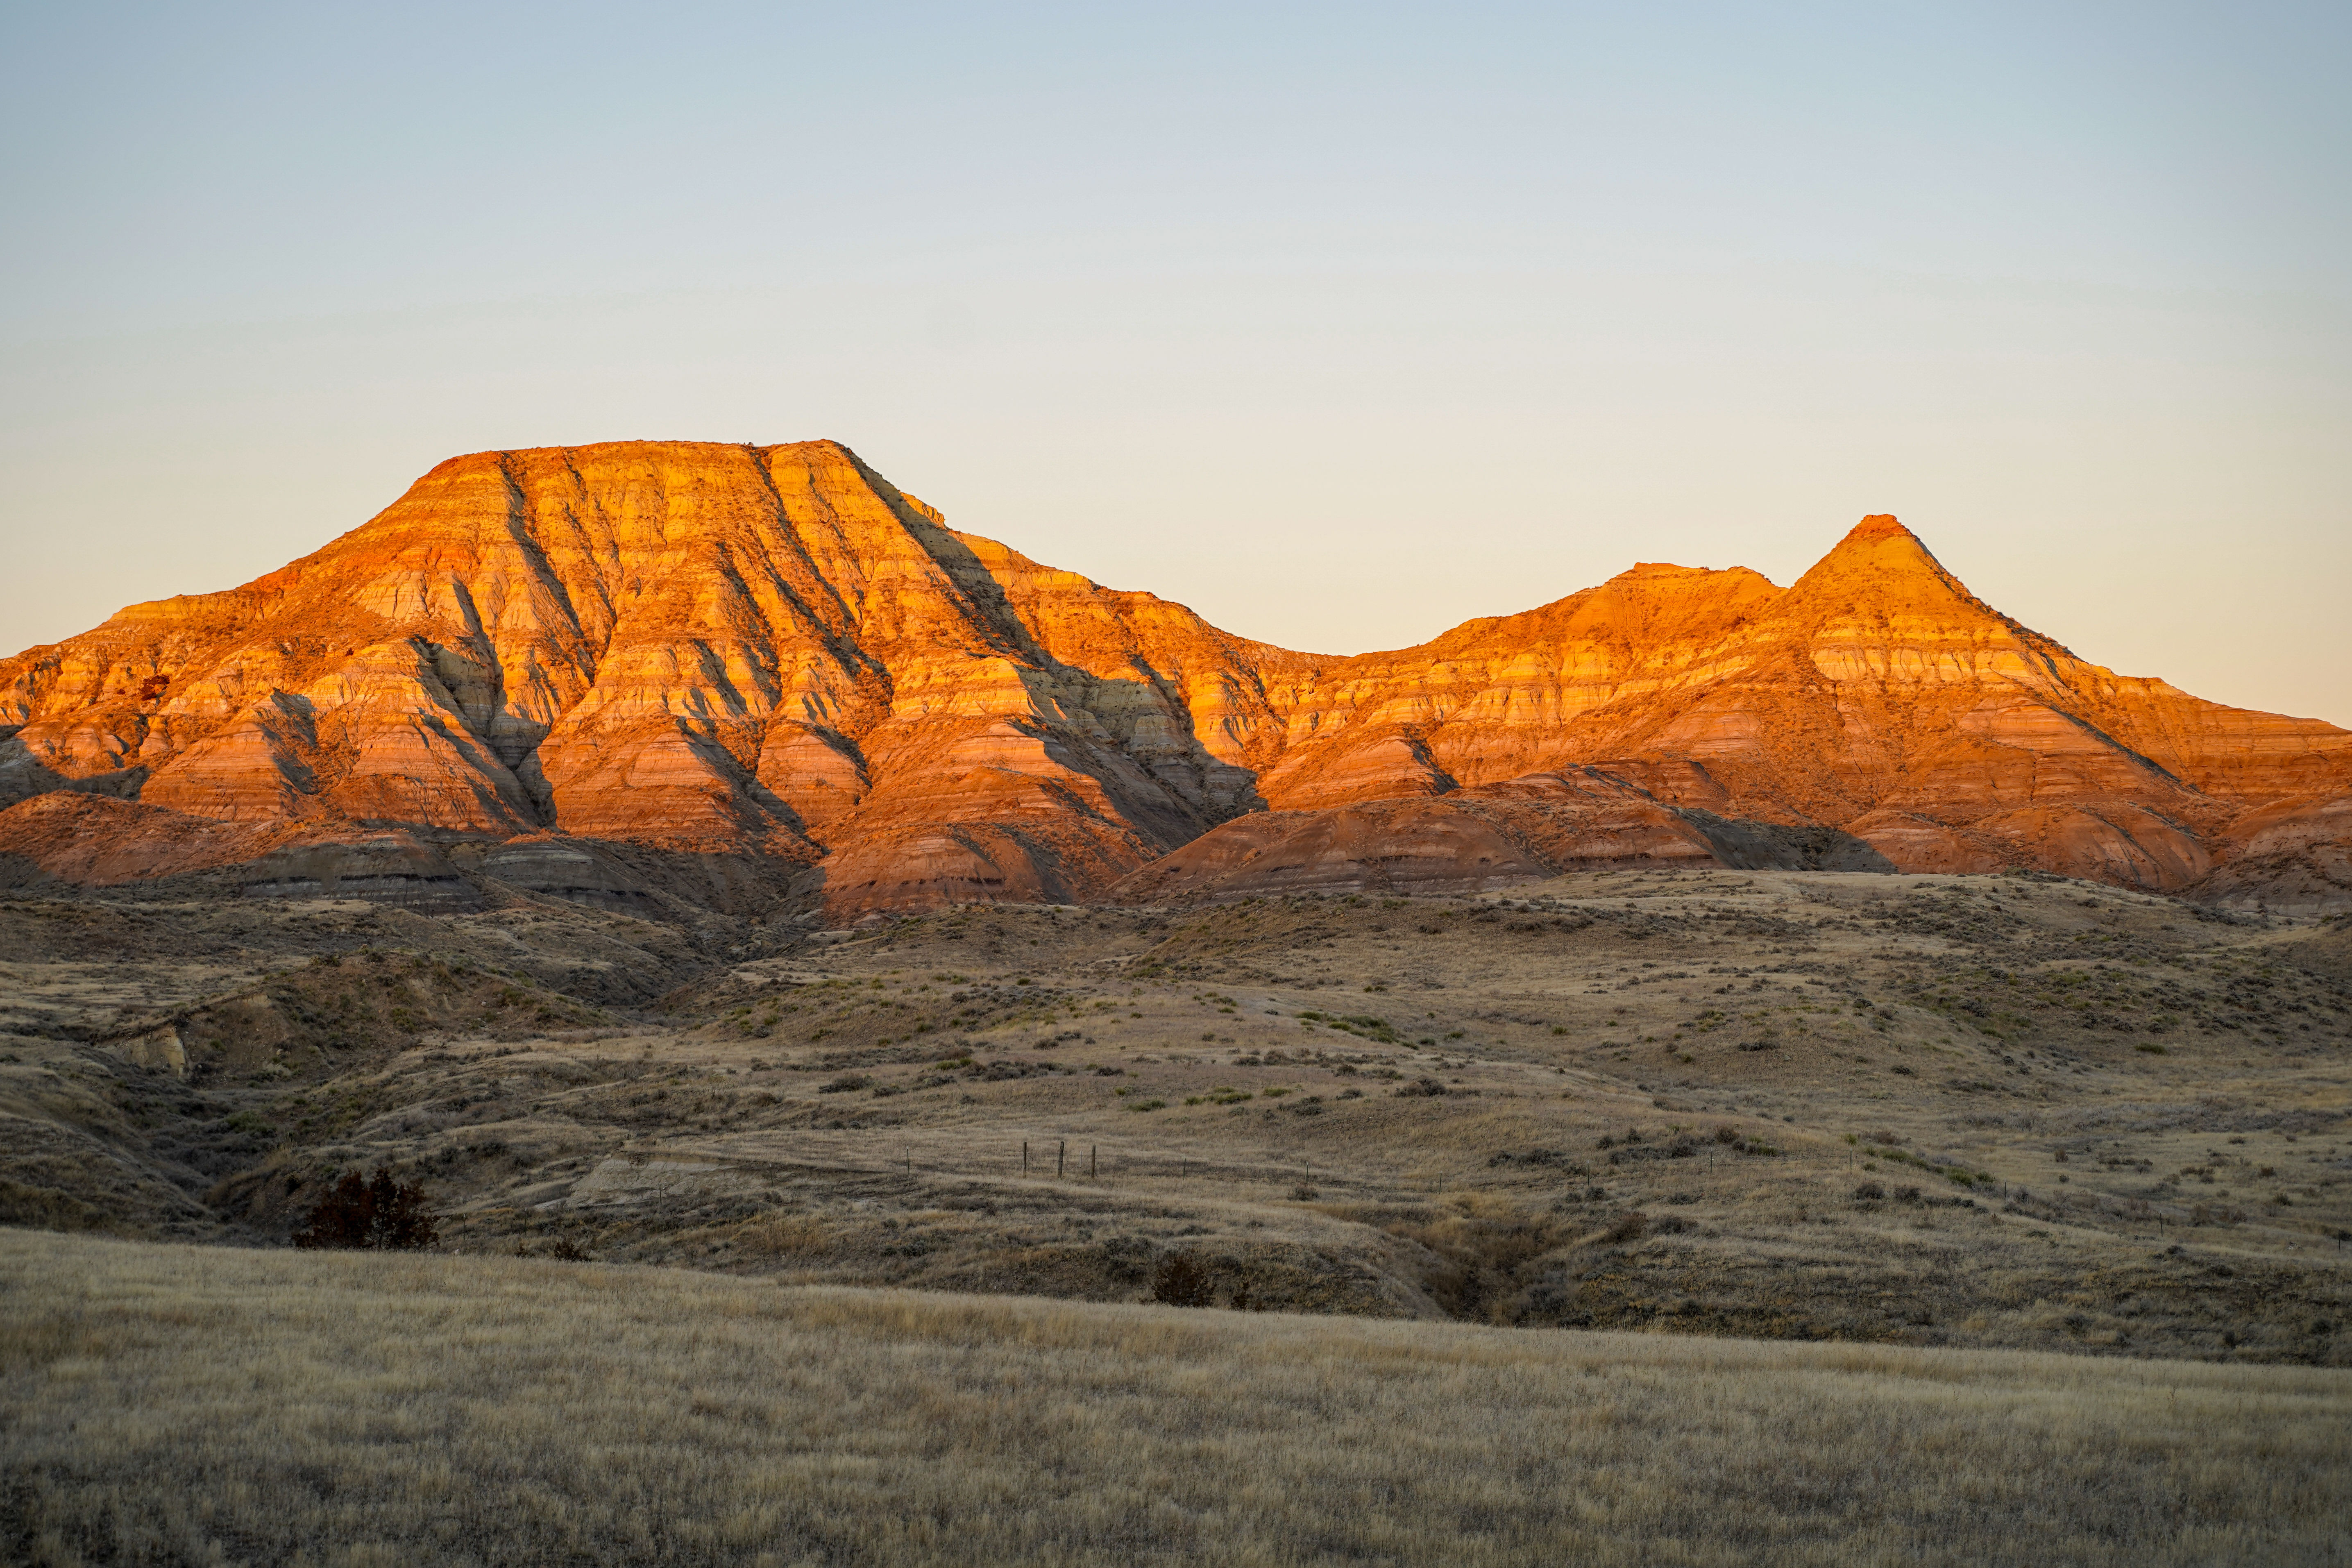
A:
[3,472,2347,912]
[0,440,1290,908]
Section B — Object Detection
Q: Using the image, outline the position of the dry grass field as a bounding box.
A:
[6,1228,2349,1567]
[4,870,2350,1364]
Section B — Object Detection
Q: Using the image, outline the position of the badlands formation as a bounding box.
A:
[1,438,2347,917]
[5,440,2352,1427]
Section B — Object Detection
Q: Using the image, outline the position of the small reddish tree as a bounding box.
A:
[293,1167,438,1250]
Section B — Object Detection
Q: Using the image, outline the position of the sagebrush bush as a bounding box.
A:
[292,1168,438,1250]
[1152,1250,1216,1307]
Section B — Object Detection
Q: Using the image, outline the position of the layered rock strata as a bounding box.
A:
[1106,767,1892,903]
[3,442,2345,911]
[0,442,1302,911]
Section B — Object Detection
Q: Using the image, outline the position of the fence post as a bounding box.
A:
[1058,1141,1066,1178]
[1023,1141,1029,1175]
[1091,1144,1097,1178]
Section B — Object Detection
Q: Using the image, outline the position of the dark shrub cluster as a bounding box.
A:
[1151,1250,1216,1307]
[293,1168,438,1250]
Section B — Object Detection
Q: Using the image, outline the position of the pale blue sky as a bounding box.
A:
[4,2,2347,722]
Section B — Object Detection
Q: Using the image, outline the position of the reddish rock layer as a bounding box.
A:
[1217,516,2348,899]
[0,442,1303,912]
[1106,766,1892,903]
[3,446,2345,910]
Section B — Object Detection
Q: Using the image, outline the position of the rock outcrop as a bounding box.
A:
[3,444,2345,912]
[1106,766,1891,903]
[1193,514,2349,901]
[0,441,1302,913]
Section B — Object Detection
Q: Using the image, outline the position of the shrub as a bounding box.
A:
[1853,1182,1886,1202]
[1488,1148,1584,1171]
[293,1168,438,1250]
[1152,1251,1216,1307]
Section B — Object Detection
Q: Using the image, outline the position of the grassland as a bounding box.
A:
[4,869,2349,1363]
[7,1228,2349,1567]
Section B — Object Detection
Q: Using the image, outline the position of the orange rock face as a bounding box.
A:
[1217,515,2348,901]
[1105,766,1892,903]
[3,446,2345,911]
[0,442,1304,912]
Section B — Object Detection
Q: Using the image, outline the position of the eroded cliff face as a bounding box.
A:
[2,448,2345,912]
[1231,516,2348,899]
[0,441,1303,908]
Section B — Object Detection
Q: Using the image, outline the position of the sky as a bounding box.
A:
[3,2,2347,724]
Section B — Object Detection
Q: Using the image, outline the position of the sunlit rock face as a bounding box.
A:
[1221,514,2347,900]
[2,447,2345,912]
[1105,766,1894,904]
[0,441,1306,911]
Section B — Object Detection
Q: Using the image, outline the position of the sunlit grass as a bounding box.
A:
[6,1229,2348,1566]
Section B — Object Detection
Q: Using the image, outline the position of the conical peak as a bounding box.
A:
[1794,513,1960,588]
[1755,511,1997,644]
[1815,514,1951,574]
[1756,511,2091,665]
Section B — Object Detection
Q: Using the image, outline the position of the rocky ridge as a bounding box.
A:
[2,440,2346,914]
